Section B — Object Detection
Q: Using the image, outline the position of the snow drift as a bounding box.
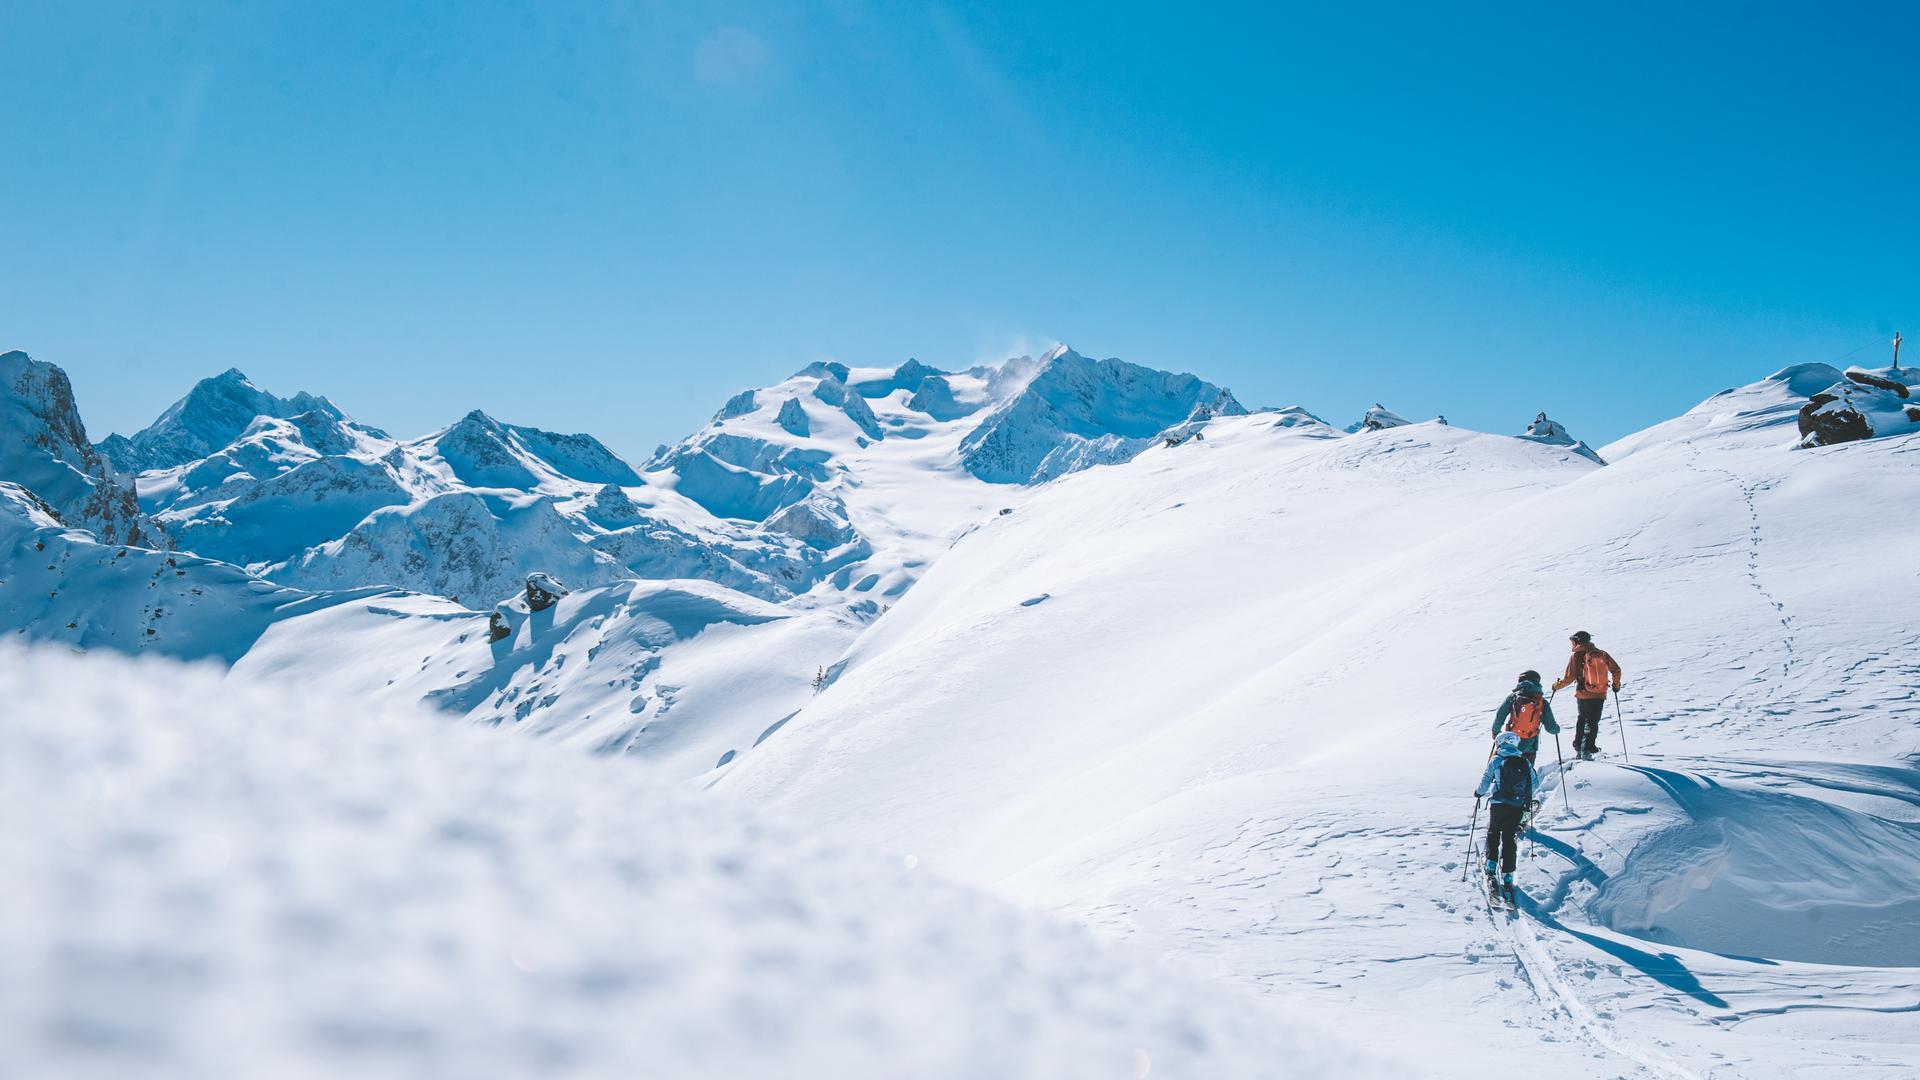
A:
[0,646,1369,1080]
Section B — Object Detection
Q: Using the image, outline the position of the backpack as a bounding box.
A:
[1508,693,1544,739]
[1581,650,1612,694]
[1492,755,1533,804]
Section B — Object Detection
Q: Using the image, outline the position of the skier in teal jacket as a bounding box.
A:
[1491,671,1559,765]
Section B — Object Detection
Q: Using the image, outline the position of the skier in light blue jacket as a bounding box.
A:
[1473,731,1540,899]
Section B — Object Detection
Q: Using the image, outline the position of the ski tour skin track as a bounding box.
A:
[1472,756,1704,1080]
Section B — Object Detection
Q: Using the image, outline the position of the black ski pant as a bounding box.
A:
[1575,697,1605,755]
[1485,803,1524,874]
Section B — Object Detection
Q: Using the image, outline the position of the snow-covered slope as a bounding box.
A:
[232,578,860,776]
[0,482,356,662]
[719,370,1920,1077]
[0,646,1371,1080]
[0,350,154,547]
[7,340,1919,1076]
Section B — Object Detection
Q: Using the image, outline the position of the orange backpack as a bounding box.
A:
[1581,650,1612,694]
[1509,694,1544,739]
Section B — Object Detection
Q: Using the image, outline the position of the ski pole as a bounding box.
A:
[1613,689,1632,763]
[1461,795,1482,881]
[1552,730,1573,813]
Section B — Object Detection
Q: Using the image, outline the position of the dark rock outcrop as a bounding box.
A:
[0,351,156,547]
[525,572,569,612]
[1797,368,1919,448]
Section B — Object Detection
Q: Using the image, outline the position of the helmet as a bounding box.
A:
[1518,669,1541,684]
[1495,731,1522,755]
[1570,630,1592,644]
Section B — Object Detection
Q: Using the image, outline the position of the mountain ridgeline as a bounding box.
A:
[2,342,1911,776]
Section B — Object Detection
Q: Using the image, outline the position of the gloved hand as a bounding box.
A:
[1613,680,1623,692]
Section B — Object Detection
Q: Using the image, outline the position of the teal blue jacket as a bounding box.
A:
[1492,679,1560,755]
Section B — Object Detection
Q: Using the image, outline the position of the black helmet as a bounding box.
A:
[1570,630,1592,644]
[1518,669,1541,683]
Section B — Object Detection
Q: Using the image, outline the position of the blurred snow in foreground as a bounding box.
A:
[0,647,1365,1080]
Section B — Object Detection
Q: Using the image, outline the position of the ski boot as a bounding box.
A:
[1501,872,1517,905]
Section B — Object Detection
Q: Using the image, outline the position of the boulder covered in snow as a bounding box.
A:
[1347,404,1413,433]
[1797,366,1920,448]
[1517,412,1606,464]
[524,572,569,612]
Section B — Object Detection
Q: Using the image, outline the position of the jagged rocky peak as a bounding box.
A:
[0,350,154,546]
[777,397,810,437]
[426,409,642,489]
[958,345,1247,484]
[714,389,758,422]
[101,366,345,474]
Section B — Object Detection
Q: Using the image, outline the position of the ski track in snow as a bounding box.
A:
[1683,437,1798,682]
[719,398,1920,1078]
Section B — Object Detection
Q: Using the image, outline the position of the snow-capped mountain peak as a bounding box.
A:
[99,367,346,474]
[413,409,642,491]
[958,346,1247,483]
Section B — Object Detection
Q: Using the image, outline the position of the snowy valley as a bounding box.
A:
[3,344,1918,1077]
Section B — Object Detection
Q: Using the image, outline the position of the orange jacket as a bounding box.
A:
[1554,645,1621,701]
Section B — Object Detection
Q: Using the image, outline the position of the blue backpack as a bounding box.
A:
[1492,755,1533,804]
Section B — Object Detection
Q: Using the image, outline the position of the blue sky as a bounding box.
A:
[3,2,1915,457]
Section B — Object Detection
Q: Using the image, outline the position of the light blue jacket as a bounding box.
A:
[1475,735,1540,807]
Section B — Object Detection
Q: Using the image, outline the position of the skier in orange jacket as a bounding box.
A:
[1553,630,1621,760]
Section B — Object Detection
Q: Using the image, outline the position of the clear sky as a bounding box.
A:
[3,2,1915,458]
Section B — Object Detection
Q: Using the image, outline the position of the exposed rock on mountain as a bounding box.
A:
[959,346,1246,483]
[1798,366,1920,448]
[1518,411,1606,464]
[524,571,568,611]
[777,397,810,437]
[1348,404,1413,433]
[0,480,341,661]
[0,350,154,546]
